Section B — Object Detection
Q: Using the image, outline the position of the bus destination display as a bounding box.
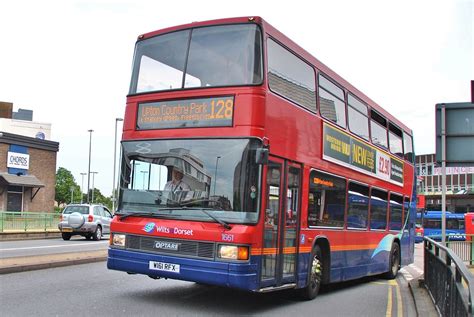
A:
[323,123,404,186]
[137,96,234,130]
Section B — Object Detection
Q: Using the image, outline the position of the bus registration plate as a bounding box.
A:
[149,261,180,273]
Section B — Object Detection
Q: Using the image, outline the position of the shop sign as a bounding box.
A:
[7,151,30,170]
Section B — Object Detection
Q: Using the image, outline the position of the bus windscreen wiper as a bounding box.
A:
[173,199,231,229]
[195,208,232,230]
[116,211,172,221]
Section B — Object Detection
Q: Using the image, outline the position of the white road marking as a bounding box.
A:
[0,241,108,252]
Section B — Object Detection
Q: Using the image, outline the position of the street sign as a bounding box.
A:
[436,103,474,166]
[435,102,474,245]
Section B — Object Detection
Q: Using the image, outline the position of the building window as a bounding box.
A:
[7,186,23,212]
[267,39,316,112]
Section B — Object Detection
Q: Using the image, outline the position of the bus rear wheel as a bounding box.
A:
[383,242,400,279]
[300,245,323,300]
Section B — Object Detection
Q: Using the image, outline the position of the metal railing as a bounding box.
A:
[0,211,60,232]
[447,236,474,266]
[424,237,474,316]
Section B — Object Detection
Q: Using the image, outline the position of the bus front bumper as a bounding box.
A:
[107,248,259,291]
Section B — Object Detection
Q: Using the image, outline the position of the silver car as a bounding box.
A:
[58,204,113,241]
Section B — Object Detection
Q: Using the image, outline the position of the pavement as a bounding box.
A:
[0,230,107,274]
[0,249,107,274]
[407,278,439,316]
[0,232,439,316]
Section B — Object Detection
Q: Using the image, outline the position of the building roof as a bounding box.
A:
[0,173,45,188]
[0,131,59,152]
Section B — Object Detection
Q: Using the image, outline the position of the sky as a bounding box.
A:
[0,0,472,196]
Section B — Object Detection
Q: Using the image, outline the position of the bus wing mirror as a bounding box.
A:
[256,148,269,165]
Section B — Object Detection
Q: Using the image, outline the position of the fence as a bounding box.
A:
[424,237,474,316]
[447,236,474,266]
[0,211,60,232]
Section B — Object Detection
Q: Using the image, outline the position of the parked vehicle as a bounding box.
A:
[415,224,424,243]
[417,210,465,241]
[58,204,113,240]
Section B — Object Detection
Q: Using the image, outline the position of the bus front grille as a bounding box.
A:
[126,235,215,259]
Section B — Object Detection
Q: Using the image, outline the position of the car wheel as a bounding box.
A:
[300,245,323,300]
[62,233,71,241]
[383,242,400,279]
[85,234,92,240]
[93,226,102,241]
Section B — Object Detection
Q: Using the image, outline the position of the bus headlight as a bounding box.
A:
[111,234,126,247]
[218,245,249,261]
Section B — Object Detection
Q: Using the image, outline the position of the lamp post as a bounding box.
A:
[80,172,87,203]
[112,118,123,212]
[90,171,98,203]
[214,156,221,196]
[70,186,74,204]
[87,129,94,203]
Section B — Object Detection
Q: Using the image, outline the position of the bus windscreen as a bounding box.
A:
[129,24,263,94]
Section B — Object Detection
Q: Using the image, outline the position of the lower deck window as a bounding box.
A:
[389,194,403,231]
[347,182,369,229]
[370,189,388,230]
[308,171,346,227]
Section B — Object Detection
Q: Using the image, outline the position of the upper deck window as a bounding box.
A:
[267,39,316,112]
[129,24,263,94]
[388,123,403,158]
[403,132,414,163]
[370,110,388,148]
[348,94,369,140]
[319,75,346,128]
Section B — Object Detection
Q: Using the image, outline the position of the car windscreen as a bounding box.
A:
[63,206,89,214]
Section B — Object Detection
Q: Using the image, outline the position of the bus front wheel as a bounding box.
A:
[300,245,323,300]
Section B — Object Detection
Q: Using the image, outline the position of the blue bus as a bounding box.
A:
[417,211,465,242]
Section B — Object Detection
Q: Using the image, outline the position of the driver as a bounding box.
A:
[164,167,191,196]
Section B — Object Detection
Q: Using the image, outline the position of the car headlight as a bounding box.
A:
[111,233,126,247]
[218,245,249,261]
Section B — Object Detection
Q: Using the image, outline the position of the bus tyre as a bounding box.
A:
[301,245,323,300]
[384,242,400,279]
[62,233,71,241]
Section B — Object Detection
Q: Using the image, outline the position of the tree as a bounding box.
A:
[88,188,112,210]
[55,167,81,206]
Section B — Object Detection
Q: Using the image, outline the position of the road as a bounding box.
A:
[0,261,415,316]
[0,236,109,258]
[0,239,424,316]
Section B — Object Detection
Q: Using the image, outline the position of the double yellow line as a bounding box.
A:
[372,280,403,316]
[386,280,403,317]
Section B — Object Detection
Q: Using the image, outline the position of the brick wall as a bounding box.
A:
[0,143,7,210]
[0,143,57,212]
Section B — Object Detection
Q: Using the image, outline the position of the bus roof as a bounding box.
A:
[422,211,465,219]
[137,16,412,135]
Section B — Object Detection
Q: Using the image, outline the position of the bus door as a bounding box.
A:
[261,158,301,288]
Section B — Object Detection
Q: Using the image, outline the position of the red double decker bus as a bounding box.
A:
[107,17,416,299]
